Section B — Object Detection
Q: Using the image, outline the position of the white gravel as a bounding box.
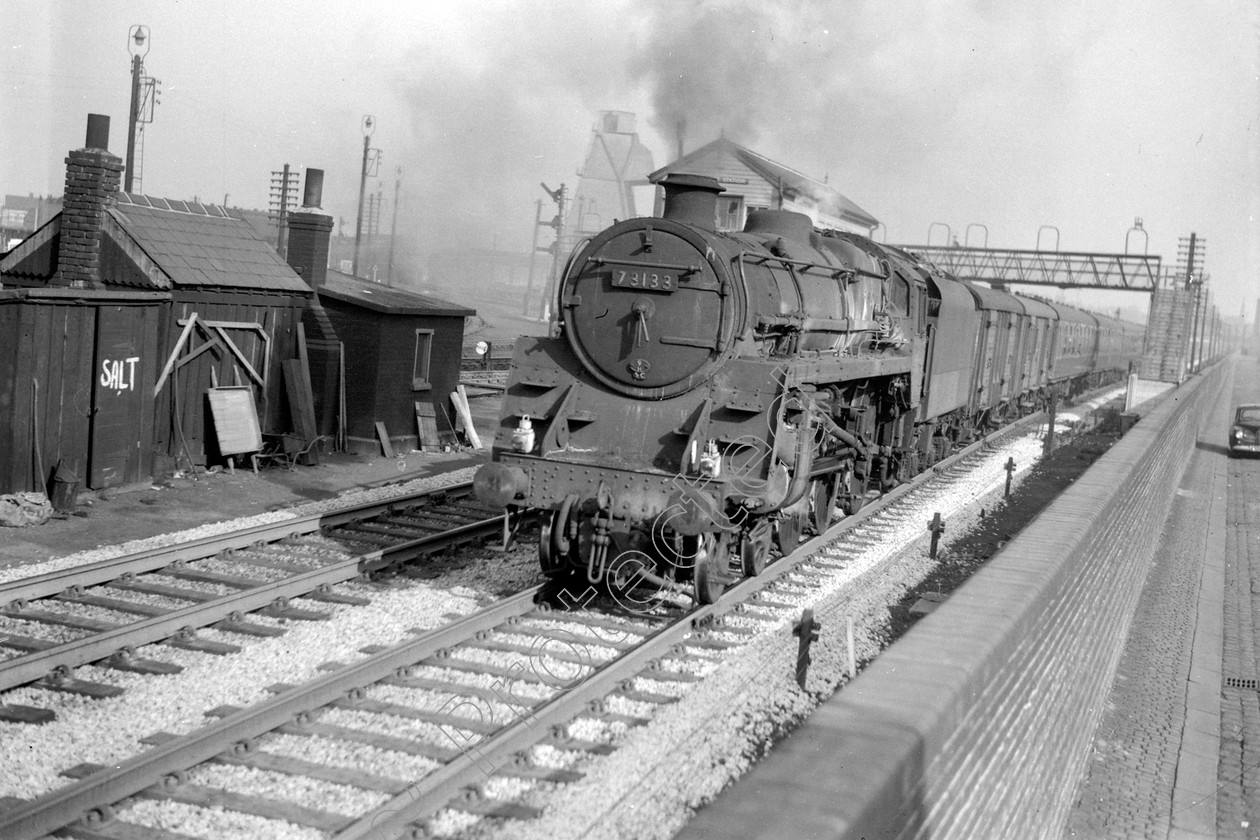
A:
[0,567,516,807]
[0,467,478,586]
[124,798,324,840]
[0,385,1175,838]
[447,423,1072,840]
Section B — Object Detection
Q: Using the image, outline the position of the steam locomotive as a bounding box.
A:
[475,173,1144,603]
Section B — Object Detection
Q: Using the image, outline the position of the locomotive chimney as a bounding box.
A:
[659,173,724,230]
[285,168,334,289]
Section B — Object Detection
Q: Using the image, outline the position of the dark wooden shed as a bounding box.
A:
[0,288,165,493]
[107,194,311,471]
[281,197,474,457]
[0,115,313,493]
[314,271,474,454]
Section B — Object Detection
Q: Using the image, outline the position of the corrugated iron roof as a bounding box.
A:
[319,270,475,317]
[108,193,312,293]
[649,137,880,230]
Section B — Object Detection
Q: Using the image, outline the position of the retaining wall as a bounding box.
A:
[681,366,1225,839]
[840,367,1223,837]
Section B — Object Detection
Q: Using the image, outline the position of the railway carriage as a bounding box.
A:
[1014,296,1057,397]
[476,173,1143,604]
[1045,303,1099,385]
[964,284,1026,419]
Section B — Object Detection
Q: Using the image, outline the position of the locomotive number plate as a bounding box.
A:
[610,266,677,292]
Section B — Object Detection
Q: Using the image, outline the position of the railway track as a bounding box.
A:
[0,409,1067,840]
[0,481,509,721]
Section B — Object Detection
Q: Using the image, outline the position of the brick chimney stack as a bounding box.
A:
[52,114,124,288]
[285,168,334,290]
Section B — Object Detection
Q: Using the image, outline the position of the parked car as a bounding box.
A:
[1229,404,1260,457]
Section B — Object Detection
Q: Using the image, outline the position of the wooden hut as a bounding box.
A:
[0,115,312,493]
[284,197,474,455]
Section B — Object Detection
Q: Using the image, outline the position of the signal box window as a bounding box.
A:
[718,196,744,231]
[412,329,434,391]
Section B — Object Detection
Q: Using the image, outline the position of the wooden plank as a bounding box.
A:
[0,705,55,725]
[206,386,263,456]
[174,336,222,369]
[136,303,160,482]
[60,817,201,839]
[42,306,67,486]
[374,421,394,458]
[0,309,17,490]
[12,305,35,492]
[415,401,441,451]
[338,342,346,451]
[277,720,460,761]
[296,337,320,464]
[139,783,352,832]
[451,386,482,449]
[212,325,263,387]
[296,322,310,381]
[212,749,409,794]
[282,358,319,464]
[153,312,198,396]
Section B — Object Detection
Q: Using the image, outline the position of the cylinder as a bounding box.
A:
[85,114,110,151]
[302,168,325,208]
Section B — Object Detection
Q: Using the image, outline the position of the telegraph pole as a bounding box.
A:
[1179,233,1206,373]
[269,164,300,256]
[387,166,401,284]
[352,115,380,278]
[523,198,544,316]
[124,25,150,193]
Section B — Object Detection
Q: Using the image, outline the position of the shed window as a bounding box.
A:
[717,196,744,231]
[412,329,434,391]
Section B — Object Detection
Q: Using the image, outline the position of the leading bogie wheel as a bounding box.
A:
[776,513,803,555]
[692,532,728,605]
[741,527,770,576]
[810,475,840,535]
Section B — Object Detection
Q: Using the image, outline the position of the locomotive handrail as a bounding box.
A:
[741,251,893,283]
[588,255,703,274]
[740,251,854,280]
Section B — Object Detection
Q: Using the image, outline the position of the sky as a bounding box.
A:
[2,0,1257,322]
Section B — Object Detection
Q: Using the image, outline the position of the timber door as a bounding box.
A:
[89,304,158,488]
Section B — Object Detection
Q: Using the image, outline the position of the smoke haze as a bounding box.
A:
[2,0,1255,314]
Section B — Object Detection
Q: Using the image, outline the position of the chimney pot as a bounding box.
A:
[302,169,324,208]
[286,166,334,289]
[85,114,110,151]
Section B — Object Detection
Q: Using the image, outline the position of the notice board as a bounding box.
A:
[207,386,263,456]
